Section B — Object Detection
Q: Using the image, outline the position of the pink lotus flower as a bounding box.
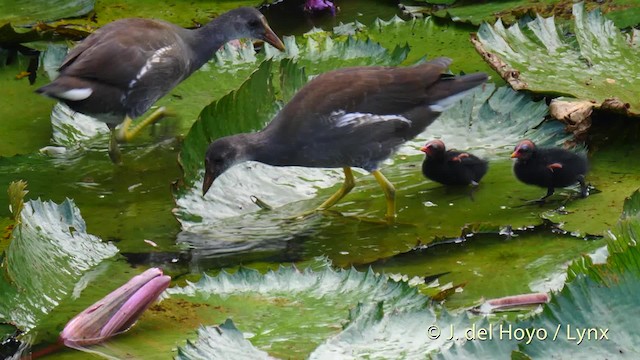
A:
[304,0,336,16]
[60,268,171,347]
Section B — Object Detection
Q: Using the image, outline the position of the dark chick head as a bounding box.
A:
[222,7,285,50]
[420,139,446,158]
[203,137,247,196]
[511,139,536,160]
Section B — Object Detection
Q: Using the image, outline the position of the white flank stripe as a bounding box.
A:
[333,111,411,128]
[133,45,173,86]
[58,88,93,101]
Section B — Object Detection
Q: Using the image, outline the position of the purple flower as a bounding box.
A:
[304,0,336,16]
[60,268,171,347]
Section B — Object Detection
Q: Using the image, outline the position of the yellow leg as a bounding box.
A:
[108,129,123,164]
[316,167,356,211]
[116,107,169,142]
[372,170,396,221]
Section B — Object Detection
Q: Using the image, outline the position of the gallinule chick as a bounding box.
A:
[511,139,588,202]
[203,58,487,221]
[36,7,285,163]
[420,139,488,186]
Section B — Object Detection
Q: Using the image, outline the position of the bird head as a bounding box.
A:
[420,139,446,157]
[227,7,285,51]
[202,137,245,196]
[511,139,536,160]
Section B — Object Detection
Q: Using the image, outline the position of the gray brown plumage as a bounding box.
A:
[36,7,284,125]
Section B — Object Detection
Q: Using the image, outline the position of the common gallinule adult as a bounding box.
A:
[36,7,285,163]
[511,139,588,202]
[420,139,488,186]
[202,58,487,221]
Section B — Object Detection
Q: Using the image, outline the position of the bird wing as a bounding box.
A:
[57,19,191,117]
[266,58,454,139]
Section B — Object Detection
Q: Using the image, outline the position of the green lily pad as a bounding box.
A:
[176,319,272,360]
[404,0,640,29]
[0,192,118,331]
[361,225,603,309]
[0,0,94,27]
[58,265,434,359]
[440,190,640,359]
[342,15,498,77]
[89,0,262,28]
[168,194,640,359]
[472,2,640,117]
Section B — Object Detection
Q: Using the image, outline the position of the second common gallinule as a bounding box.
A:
[202,58,487,221]
[420,139,488,186]
[36,7,285,163]
[511,139,588,202]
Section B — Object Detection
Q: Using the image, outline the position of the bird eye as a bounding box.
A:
[249,19,260,28]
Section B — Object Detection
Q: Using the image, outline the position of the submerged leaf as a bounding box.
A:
[473,3,640,118]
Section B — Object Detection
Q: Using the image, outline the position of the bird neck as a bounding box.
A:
[187,17,238,70]
[225,132,268,164]
[239,130,294,166]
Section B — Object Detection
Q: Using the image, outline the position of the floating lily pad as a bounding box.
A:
[342,15,498,76]
[176,320,272,360]
[440,190,640,359]
[48,192,640,359]
[0,190,118,330]
[360,225,603,309]
[59,265,434,359]
[404,0,640,29]
[472,2,640,118]
[0,0,94,26]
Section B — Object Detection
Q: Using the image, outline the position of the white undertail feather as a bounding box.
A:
[428,87,478,113]
[332,111,411,127]
[57,88,93,101]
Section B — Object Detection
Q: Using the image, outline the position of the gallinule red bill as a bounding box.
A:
[420,139,488,186]
[511,139,588,202]
[36,7,285,163]
[203,58,487,221]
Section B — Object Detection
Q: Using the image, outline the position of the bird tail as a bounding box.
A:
[427,72,488,113]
